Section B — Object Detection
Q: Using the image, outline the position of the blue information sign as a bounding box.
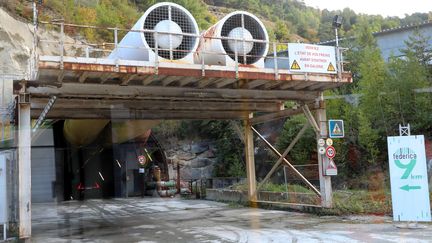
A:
[328,120,344,138]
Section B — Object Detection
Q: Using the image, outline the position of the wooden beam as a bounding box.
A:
[100,73,111,83]
[257,122,310,190]
[31,98,284,112]
[25,83,319,101]
[307,82,329,91]
[215,78,237,88]
[161,76,178,86]
[243,80,268,89]
[244,115,257,202]
[279,81,301,90]
[78,71,89,83]
[198,78,217,88]
[121,74,137,86]
[264,80,282,89]
[142,75,154,86]
[57,70,65,83]
[293,81,315,90]
[179,76,198,87]
[30,108,249,120]
[251,107,305,125]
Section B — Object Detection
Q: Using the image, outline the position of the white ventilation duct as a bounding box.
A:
[195,11,269,68]
[109,2,199,63]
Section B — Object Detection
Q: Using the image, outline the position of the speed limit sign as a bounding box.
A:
[325,146,336,159]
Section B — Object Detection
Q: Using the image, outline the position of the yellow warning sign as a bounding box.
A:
[290,60,301,70]
[327,62,336,72]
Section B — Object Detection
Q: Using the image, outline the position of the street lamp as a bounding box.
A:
[333,15,343,78]
[332,15,343,47]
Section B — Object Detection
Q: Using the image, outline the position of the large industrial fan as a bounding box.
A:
[109,2,199,63]
[195,11,269,68]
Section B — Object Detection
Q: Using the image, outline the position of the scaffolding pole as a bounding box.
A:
[244,114,257,203]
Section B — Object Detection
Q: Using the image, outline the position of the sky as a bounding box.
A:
[302,0,432,17]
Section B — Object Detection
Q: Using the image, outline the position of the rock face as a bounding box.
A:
[165,139,217,180]
[0,8,82,74]
[0,8,33,74]
[0,7,84,107]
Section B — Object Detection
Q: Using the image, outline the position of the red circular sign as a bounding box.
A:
[138,155,147,165]
[325,146,336,159]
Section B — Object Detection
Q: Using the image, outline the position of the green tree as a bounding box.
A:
[400,28,432,71]
[275,115,316,165]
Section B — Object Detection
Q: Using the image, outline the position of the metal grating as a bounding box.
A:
[143,5,198,60]
[221,14,267,65]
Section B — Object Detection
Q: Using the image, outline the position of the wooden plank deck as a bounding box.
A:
[16,56,352,120]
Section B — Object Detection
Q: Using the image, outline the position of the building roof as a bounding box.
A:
[318,20,432,45]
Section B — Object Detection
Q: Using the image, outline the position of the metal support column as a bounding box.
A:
[18,92,31,238]
[244,114,257,202]
[316,93,332,207]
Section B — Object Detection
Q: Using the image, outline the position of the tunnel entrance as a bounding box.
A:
[34,120,169,202]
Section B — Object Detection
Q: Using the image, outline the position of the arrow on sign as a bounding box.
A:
[400,185,421,191]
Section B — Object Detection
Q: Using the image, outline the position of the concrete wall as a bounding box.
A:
[206,189,318,204]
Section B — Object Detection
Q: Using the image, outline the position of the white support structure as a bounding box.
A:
[18,94,31,239]
[0,154,7,241]
[244,114,257,202]
[315,93,332,207]
[399,123,410,136]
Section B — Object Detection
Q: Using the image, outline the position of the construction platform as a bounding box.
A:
[16,55,351,120]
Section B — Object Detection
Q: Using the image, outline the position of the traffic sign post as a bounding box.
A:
[387,135,431,222]
[323,146,337,176]
[328,120,344,138]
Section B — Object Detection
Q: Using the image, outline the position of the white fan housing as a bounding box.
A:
[109,2,199,63]
[195,11,269,68]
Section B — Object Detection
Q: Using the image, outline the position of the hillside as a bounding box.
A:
[1,0,430,43]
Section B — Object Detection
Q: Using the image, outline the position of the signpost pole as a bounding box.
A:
[316,93,332,207]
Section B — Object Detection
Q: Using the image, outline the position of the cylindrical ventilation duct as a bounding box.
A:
[109,2,199,63]
[195,11,269,68]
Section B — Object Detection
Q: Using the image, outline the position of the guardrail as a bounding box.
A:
[36,21,346,79]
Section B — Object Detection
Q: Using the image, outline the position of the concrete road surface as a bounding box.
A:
[31,198,432,242]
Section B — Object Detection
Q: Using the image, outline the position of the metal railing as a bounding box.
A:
[35,21,346,79]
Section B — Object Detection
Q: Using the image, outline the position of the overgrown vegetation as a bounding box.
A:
[324,25,432,180]
[2,0,430,43]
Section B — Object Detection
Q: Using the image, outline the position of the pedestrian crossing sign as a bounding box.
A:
[328,120,344,138]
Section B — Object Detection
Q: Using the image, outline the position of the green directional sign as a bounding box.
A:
[387,135,431,222]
